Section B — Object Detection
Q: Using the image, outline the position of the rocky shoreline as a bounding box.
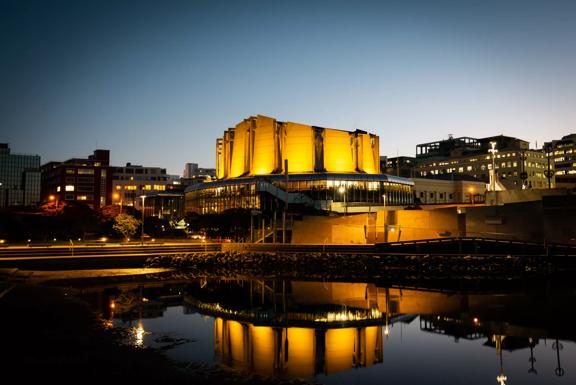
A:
[145,250,555,281]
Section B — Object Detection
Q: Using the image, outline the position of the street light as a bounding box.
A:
[488,141,498,191]
[49,194,58,209]
[338,186,347,216]
[140,195,146,245]
[113,192,123,213]
[468,187,475,204]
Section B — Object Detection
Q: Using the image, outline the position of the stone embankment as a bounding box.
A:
[146,251,555,281]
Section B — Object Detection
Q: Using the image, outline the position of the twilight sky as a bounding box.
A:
[1,0,575,175]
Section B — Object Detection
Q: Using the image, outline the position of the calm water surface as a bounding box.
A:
[91,277,575,385]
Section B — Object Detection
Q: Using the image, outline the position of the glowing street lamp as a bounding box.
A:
[468,187,475,204]
[488,141,498,191]
[113,192,123,213]
[338,185,347,216]
[49,194,58,208]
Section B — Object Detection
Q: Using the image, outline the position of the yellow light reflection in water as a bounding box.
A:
[325,328,356,374]
[286,327,316,377]
[250,325,275,375]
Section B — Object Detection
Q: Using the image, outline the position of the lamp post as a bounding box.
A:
[113,192,123,213]
[49,194,58,209]
[488,141,498,191]
[338,186,347,216]
[468,187,475,204]
[140,195,146,245]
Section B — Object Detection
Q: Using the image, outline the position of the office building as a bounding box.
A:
[545,133,576,188]
[112,163,179,209]
[383,156,416,178]
[41,149,111,209]
[416,135,550,190]
[0,143,41,207]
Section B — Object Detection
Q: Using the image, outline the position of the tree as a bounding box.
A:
[112,214,141,241]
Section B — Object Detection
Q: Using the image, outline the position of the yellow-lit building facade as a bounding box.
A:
[186,115,414,214]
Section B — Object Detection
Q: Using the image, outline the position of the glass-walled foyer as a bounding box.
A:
[185,173,413,214]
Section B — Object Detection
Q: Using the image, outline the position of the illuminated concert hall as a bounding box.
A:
[185,115,413,214]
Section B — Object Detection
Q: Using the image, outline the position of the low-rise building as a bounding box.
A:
[383,156,416,178]
[416,135,550,190]
[41,149,111,209]
[412,177,486,205]
[112,163,179,209]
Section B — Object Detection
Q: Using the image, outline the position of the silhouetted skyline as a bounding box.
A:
[2,0,575,175]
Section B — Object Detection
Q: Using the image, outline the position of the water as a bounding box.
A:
[91,277,575,384]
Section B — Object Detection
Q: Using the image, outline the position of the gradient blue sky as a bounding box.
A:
[1,0,575,175]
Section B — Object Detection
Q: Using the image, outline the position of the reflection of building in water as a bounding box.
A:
[182,278,576,379]
[213,318,383,377]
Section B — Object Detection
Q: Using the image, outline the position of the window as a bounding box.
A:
[78,169,94,175]
[65,185,75,191]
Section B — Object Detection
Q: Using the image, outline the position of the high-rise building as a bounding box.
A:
[545,133,576,188]
[0,143,41,207]
[41,149,112,209]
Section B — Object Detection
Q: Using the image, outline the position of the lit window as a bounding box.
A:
[65,185,75,191]
[77,195,88,200]
[56,186,61,192]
